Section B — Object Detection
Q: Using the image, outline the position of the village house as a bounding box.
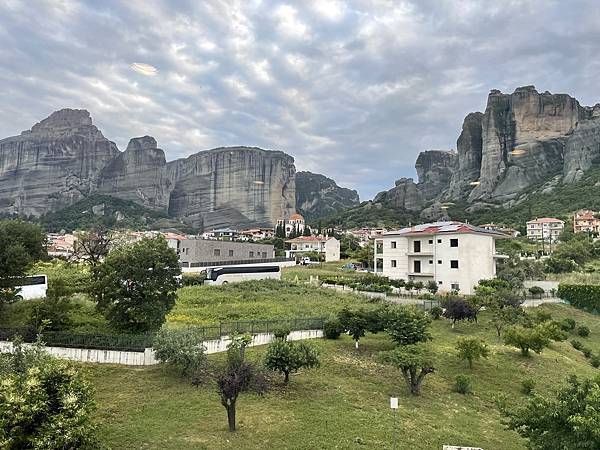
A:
[573,209,600,234]
[526,217,565,242]
[285,236,341,262]
[374,221,508,295]
[276,213,307,237]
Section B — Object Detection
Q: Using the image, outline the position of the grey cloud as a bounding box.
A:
[1,0,600,199]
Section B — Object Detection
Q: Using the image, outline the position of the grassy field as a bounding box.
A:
[168,279,379,326]
[281,260,366,281]
[88,304,600,450]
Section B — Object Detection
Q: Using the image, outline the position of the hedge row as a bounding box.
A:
[557,284,600,313]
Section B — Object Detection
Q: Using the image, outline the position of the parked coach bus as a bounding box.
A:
[204,266,281,285]
[0,275,48,300]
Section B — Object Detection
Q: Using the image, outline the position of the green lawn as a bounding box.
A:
[89,304,600,450]
[169,279,380,326]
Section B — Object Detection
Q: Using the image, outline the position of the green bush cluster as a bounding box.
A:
[454,374,472,394]
[319,275,392,294]
[556,284,600,313]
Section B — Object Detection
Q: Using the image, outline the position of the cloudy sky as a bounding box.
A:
[1,0,599,199]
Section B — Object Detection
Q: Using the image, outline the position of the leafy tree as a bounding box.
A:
[490,305,525,339]
[455,337,490,369]
[264,335,320,383]
[413,281,424,293]
[91,237,181,332]
[500,375,600,449]
[503,325,550,356]
[0,219,47,279]
[215,335,267,432]
[405,280,415,292]
[379,344,435,395]
[528,286,544,298]
[544,257,578,274]
[73,227,113,267]
[426,280,438,295]
[386,307,431,346]
[153,328,207,377]
[0,338,98,449]
[442,297,479,327]
[338,308,369,349]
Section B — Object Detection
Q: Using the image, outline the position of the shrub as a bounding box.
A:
[273,327,291,340]
[540,321,568,342]
[153,328,207,377]
[521,378,536,395]
[27,297,73,331]
[264,339,320,383]
[323,318,343,339]
[581,347,593,359]
[591,355,600,368]
[455,337,489,369]
[577,325,590,337]
[571,339,583,350]
[557,284,600,313]
[528,286,544,297]
[441,297,479,327]
[430,306,443,320]
[504,325,550,356]
[386,307,432,346]
[454,374,472,394]
[559,318,576,332]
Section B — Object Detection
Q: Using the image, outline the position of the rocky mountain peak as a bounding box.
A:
[125,136,159,152]
[29,108,93,132]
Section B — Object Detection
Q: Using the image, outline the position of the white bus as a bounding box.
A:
[0,275,48,300]
[204,266,281,285]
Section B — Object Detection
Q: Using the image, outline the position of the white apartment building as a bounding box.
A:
[374,221,508,295]
[285,236,341,262]
[526,218,564,242]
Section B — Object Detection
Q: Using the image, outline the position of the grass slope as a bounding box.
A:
[89,304,599,450]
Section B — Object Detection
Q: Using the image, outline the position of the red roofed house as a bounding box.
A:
[285,236,340,262]
[526,217,565,242]
[573,209,600,234]
[277,213,307,237]
[374,221,509,295]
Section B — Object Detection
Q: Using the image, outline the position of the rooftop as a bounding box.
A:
[383,221,509,238]
[286,236,331,243]
[527,217,565,224]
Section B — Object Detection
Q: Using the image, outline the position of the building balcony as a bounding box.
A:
[407,272,434,277]
[407,252,434,257]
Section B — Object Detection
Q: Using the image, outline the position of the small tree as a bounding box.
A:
[379,344,435,395]
[386,307,431,346]
[528,286,544,299]
[442,297,479,327]
[426,280,438,295]
[413,281,424,294]
[74,227,113,267]
[500,375,600,449]
[0,338,98,449]
[91,237,181,332]
[503,325,550,356]
[264,335,320,383]
[153,328,207,377]
[455,337,489,369]
[338,308,369,349]
[490,305,524,339]
[215,335,267,432]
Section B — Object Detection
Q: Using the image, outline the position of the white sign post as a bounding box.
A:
[390,396,398,450]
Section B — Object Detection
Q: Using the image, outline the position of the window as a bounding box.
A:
[413,240,421,253]
[450,238,459,247]
[429,260,433,264]
[249,251,254,257]
[262,252,267,258]
[438,281,443,285]
[391,241,397,249]
[451,283,460,291]
[437,260,442,264]
[450,260,459,269]
[228,250,234,257]
[391,260,397,268]
[213,249,221,256]
[437,239,442,244]
[413,260,421,273]
[428,239,433,244]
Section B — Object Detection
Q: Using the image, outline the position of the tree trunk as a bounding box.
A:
[284,371,290,383]
[355,340,359,350]
[226,403,236,432]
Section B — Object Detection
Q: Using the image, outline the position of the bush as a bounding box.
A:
[264,339,320,383]
[577,325,590,337]
[571,339,583,350]
[323,319,343,339]
[455,337,489,369]
[153,328,207,377]
[559,318,576,332]
[454,374,472,394]
[521,378,536,395]
[430,306,443,320]
[27,297,73,331]
[528,286,544,297]
[181,273,205,286]
[557,284,600,313]
[273,327,291,340]
[504,325,550,356]
[591,355,600,368]
[582,347,593,359]
[386,307,432,346]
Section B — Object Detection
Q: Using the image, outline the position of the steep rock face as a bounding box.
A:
[295,171,359,221]
[468,86,585,202]
[446,112,483,198]
[373,177,424,210]
[414,150,457,200]
[0,109,119,216]
[166,147,296,229]
[97,136,172,211]
[563,114,600,182]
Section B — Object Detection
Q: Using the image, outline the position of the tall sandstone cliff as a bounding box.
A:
[295,171,359,221]
[0,110,297,229]
[375,86,600,217]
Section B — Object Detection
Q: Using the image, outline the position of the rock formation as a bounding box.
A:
[415,150,457,200]
[295,171,359,221]
[0,109,120,216]
[373,178,424,210]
